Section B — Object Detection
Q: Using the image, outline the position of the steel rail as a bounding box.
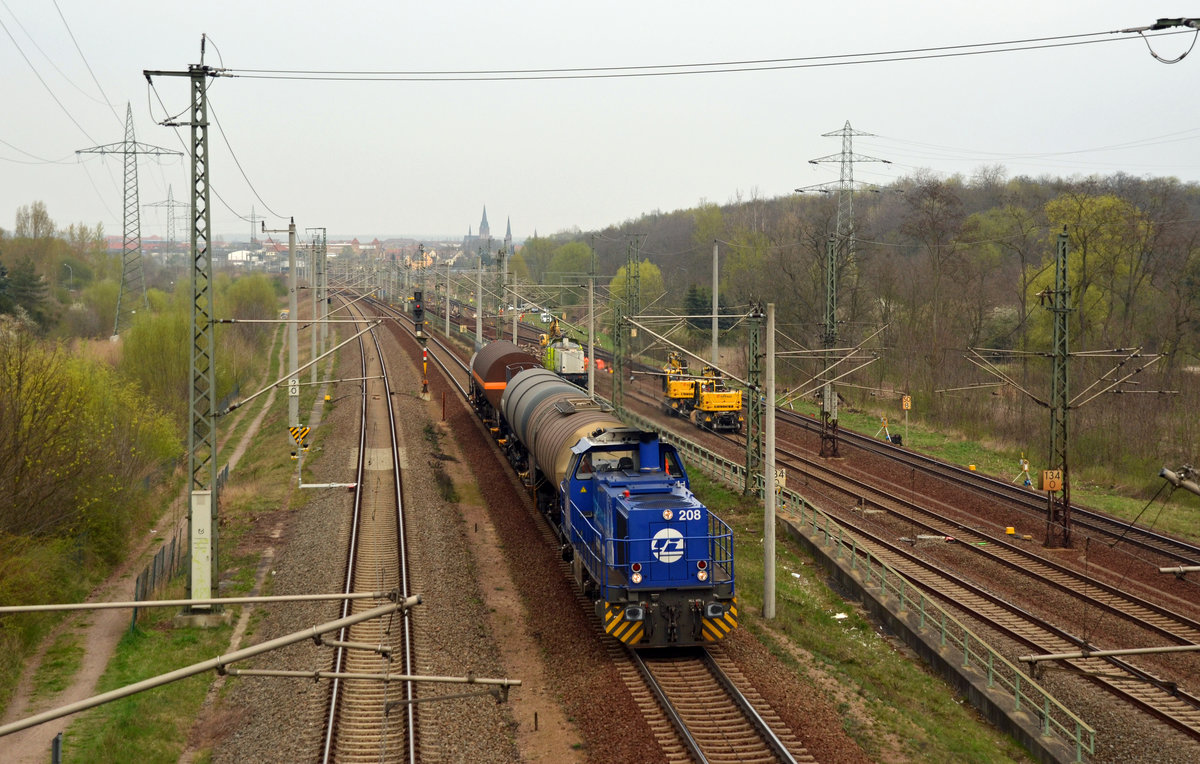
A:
[776,407,1200,566]
[320,300,371,762]
[629,651,708,764]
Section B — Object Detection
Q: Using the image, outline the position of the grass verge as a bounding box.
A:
[691,471,1032,762]
[61,593,234,763]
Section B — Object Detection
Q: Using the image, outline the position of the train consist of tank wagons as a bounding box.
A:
[539,318,588,387]
[661,352,745,433]
[469,340,738,647]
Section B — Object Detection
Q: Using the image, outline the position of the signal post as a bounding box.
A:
[413,290,430,400]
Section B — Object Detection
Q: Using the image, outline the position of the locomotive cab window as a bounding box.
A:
[663,451,683,478]
[592,450,635,473]
[575,453,594,478]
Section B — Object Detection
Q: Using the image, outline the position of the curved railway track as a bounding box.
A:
[367,295,811,762]
[321,300,418,763]
[790,484,1200,737]
[765,438,1200,646]
[624,386,1200,739]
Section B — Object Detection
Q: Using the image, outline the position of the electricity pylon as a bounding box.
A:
[77,103,181,336]
[145,39,226,610]
[144,184,188,249]
[801,121,891,458]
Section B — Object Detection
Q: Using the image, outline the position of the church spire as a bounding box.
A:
[479,206,490,239]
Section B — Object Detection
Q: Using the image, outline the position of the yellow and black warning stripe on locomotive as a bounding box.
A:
[602,598,739,645]
[603,605,645,645]
[702,597,738,642]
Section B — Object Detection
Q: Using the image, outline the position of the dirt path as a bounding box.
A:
[0,332,285,763]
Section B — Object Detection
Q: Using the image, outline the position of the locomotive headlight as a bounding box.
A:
[631,572,643,584]
[661,509,673,520]
[697,570,708,582]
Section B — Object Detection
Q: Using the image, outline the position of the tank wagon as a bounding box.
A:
[469,341,738,647]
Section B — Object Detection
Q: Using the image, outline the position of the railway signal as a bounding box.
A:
[412,290,425,335]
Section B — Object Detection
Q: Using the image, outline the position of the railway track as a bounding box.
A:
[634,648,811,764]
[777,408,1200,567]
[767,439,1200,646]
[320,301,418,763]
[376,297,810,762]
[626,387,1200,738]
[801,492,1200,737]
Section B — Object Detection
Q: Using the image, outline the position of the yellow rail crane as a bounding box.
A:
[660,351,745,433]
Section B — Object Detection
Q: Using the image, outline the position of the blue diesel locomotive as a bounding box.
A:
[469,341,737,647]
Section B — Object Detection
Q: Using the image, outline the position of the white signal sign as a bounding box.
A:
[288,378,299,397]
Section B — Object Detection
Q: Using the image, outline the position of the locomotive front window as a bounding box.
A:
[592,450,635,473]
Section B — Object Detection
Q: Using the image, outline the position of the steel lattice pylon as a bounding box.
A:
[146,55,220,606]
[820,235,841,457]
[77,103,180,336]
[745,306,765,495]
[613,304,625,416]
[187,65,216,497]
[145,185,188,249]
[806,122,889,458]
[1046,229,1072,547]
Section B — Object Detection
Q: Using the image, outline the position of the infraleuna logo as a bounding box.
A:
[650,528,684,563]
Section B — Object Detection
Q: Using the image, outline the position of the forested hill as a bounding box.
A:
[519,170,1199,484]
[536,172,1198,370]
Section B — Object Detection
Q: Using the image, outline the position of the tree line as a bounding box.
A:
[513,170,1200,492]
[0,203,282,707]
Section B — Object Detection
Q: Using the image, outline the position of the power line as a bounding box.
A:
[224,30,1188,82]
[0,0,108,111]
[51,0,123,129]
[0,137,75,164]
[209,102,284,218]
[145,78,254,225]
[0,13,97,144]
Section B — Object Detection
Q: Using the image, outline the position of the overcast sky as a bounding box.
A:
[2,2,1198,243]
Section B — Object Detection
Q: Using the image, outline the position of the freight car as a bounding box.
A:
[469,340,738,647]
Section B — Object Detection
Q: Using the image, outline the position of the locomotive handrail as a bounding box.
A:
[570,505,735,598]
[616,409,1094,762]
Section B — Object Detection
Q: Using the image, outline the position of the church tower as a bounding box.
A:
[479,206,490,240]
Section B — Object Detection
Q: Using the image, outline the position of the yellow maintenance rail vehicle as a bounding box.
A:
[661,351,745,433]
[540,316,588,387]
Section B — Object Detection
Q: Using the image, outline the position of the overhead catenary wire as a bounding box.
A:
[225,29,1186,81]
[145,78,262,226]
